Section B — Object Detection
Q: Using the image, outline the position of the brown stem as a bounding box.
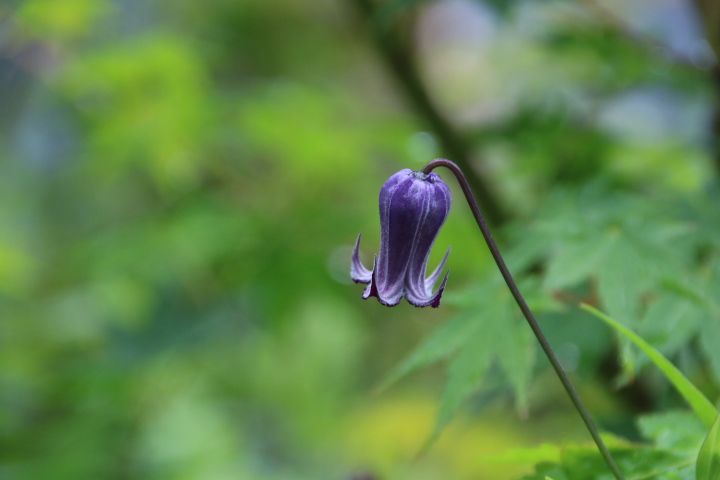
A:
[349,0,506,225]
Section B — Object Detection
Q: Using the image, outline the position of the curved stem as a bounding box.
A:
[423,158,625,480]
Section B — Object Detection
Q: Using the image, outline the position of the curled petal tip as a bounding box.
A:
[351,234,372,284]
[425,247,451,291]
[430,272,449,308]
[362,256,378,300]
[407,271,448,308]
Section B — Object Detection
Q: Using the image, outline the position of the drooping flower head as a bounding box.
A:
[352,168,451,307]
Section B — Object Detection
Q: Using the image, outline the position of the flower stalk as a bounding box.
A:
[422,158,625,479]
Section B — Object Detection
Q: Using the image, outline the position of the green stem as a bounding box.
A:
[423,158,625,480]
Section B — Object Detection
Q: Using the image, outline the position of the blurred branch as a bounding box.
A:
[711,67,720,176]
[692,0,720,175]
[694,0,720,60]
[582,0,717,71]
[349,0,506,225]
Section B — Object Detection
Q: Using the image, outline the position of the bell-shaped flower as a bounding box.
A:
[352,168,451,307]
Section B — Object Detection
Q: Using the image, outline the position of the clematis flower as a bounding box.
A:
[351,168,451,307]
[349,159,623,477]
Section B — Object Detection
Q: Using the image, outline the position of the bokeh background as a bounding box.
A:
[2,0,720,478]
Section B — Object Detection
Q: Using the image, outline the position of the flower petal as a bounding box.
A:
[375,174,417,302]
[404,176,451,300]
[351,234,372,284]
[363,256,402,306]
[406,271,448,308]
[425,247,450,292]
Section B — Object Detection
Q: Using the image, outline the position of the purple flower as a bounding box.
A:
[351,168,452,308]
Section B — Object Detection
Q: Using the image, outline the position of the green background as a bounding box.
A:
[2,0,720,478]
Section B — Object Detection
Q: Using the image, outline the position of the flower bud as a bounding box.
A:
[352,169,451,307]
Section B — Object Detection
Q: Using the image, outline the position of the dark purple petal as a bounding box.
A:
[375,174,419,303]
[351,235,372,284]
[403,174,451,299]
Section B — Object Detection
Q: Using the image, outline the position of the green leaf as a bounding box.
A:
[581,304,717,428]
[384,277,542,445]
[543,234,614,290]
[443,279,544,423]
[429,327,495,442]
[596,240,654,328]
[595,240,656,382]
[696,413,720,480]
[375,311,478,393]
[640,295,702,356]
[495,312,535,415]
[520,443,694,480]
[638,411,706,453]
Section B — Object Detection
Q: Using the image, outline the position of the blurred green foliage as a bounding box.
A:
[2,0,720,478]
